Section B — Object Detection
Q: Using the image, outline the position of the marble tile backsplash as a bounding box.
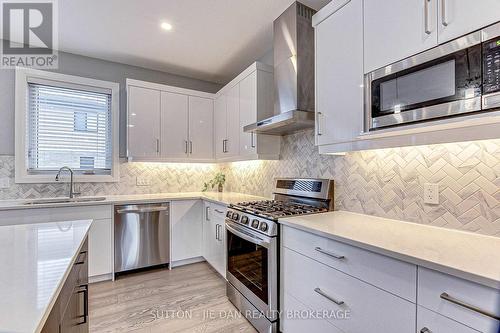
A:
[223,130,500,237]
[0,130,499,236]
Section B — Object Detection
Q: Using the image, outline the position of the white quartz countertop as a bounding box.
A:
[0,192,268,211]
[0,220,92,333]
[279,211,500,289]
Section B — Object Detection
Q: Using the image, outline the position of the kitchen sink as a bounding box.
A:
[23,196,107,205]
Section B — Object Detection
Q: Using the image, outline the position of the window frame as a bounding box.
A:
[15,67,120,183]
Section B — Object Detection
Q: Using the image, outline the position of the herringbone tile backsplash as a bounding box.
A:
[0,130,499,236]
[223,130,500,237]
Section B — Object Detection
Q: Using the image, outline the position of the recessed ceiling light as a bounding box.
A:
[160,22,173,31]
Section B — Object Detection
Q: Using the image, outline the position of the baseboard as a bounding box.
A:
[170,256,205,268]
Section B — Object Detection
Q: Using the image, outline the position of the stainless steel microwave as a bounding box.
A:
[365,22,500,131]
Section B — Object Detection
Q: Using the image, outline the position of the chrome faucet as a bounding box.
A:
[55,166,80,198]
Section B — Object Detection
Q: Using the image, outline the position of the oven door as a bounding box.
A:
[367,32,482,130]
[225,220,278,320]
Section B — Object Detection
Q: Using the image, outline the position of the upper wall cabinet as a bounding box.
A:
[364,0,500,73]
[215,62,280,162]
[127,79,214,162]
[363,0,438,73]
[314,0,364,147]
[128,86,161,159]
[437,0,500,43]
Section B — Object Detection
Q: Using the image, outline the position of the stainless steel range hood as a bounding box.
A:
[244,2,316,136]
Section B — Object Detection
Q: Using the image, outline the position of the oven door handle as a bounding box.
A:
[225,222,270,248]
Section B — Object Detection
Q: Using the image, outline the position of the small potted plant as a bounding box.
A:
[202,172,226,192]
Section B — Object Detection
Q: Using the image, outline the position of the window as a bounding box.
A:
[16,68,119,183]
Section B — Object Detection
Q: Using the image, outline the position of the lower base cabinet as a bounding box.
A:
[417,306,480,333]
[203,201,226,277]
[42,237,89,333]
[170,200,203,263]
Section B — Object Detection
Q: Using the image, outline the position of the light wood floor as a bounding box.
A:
[89,262,257,333]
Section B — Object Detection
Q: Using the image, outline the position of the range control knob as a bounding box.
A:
[226,211,232,218]
[259,222,269,232]
[251,219,260,229]
[241,216,249,224]
[232,212,239,221]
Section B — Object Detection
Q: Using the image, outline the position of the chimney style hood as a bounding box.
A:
[244,2,316,136]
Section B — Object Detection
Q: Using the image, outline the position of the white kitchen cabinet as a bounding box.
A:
[88,218,113,278]
[239,70,281,159]
[170,200,203,263]
[127,86,161,158]
[313,0,364,147]
[188,96,214,160]
[161,91,189,158]
[282,246,416,333]
[363,0,438,73]
[202,201,226,277]
[225,84,240,158]
[437,0,500,43]
[214,62,280,162]
[127,79,215,162]
[417,306,481,333]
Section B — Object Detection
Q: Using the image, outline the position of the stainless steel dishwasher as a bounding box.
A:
[114,203,169,274]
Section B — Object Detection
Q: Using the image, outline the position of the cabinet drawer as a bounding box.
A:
[210,203,226,219]
[418,267,500,333]
[282,292,343,333]
[417,306,480,333]
[282,226,417,301]
[282,247,415,333]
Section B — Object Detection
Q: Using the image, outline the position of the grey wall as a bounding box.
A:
[0,48,222,156]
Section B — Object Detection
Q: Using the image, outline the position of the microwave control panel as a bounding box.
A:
[483,38,500,94]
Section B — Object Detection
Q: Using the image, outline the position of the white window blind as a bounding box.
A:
[27,82,113,174]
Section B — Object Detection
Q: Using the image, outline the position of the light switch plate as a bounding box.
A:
[424,183,439,205]
[0,177,10,189]
[136,176,151,186]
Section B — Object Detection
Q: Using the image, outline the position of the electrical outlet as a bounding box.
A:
[423,183,439,205]
[136,176,151,186]
[0,177,10,189]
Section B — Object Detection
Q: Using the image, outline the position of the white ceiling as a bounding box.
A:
[58,0,330,84]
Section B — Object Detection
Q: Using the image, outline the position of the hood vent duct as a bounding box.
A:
[244,2,316,136]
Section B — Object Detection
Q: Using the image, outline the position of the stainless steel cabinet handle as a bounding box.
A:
[316,112,323,136]
[214,209,224,214]
[217,224,223,241]
[76,285,88,325]
[206,206,210,221]
[314,287,344,306]
[315,247,345,260]
[189,141,193,154]
[424,0,432,34]
[116,207,169,214]
[441,0,448,26]
[420,328,431,333]
[251,132,256,148]
[155,138,160,153]
[215,224,220,241]
[184,140,188,154]
[223,139,228,153]
[440,293,500,320]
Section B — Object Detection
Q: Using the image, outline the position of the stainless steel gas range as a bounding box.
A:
[225,178,334,333]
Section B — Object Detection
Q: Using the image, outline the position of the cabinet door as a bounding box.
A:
[161,91,189,158]
[315,0,364,145]
[188,96,214,160]
[202,202,213,263]
[437,0,500,43]
[364,0,438,73]
[239,72,257,156]
[128,86,161,158]
[170,200,203,262]
[214,94,227,159]
[88,218,112,278]
[225,84,240,157]
[417,306,480,333]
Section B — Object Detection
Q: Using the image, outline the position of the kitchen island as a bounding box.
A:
[0,220,92,333]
